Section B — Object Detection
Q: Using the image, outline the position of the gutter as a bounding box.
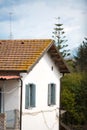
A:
[19,78,23,130]
[59,75,63,130]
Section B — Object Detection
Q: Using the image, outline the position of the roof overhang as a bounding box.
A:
[48,43,70,73]
[0,75,21,80]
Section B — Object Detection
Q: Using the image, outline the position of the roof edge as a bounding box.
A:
[48,43,70,73]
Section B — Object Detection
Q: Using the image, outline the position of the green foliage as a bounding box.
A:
[52,17,70,58]
[65,59,77,72]
[61,87,75,113]
[75,37,87,72]
[61,38,87,129]
[61,73,87,126]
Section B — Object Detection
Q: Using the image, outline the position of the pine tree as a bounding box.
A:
[52,17,70,58]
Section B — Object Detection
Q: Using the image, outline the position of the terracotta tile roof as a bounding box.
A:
[0,39,69,73]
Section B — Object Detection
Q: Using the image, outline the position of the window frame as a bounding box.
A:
[48,83,56,106]
[25,83,36,109]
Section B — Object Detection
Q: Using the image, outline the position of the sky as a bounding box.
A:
[0,0,87,54]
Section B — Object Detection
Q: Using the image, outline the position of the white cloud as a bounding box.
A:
[0,0,86,50]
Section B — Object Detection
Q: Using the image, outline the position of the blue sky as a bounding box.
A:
[0,0,87,53]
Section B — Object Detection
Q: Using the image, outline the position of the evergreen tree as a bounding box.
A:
[75,37,87,72]
[52,17,70,58]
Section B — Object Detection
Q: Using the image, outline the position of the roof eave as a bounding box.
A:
[48,43,70,74]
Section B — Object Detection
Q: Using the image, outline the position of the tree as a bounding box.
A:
[61,73,87,128]
[61,38,87,129]
[75,37,87,72]
[52,17,70,58]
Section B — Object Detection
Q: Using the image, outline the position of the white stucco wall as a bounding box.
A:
[21,53,62,130]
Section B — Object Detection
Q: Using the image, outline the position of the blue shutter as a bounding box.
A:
[31,84,36,107]
[25,84,29,109]
[48,84,51,106]
[51,84,56,105]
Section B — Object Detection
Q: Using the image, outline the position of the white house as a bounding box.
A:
[0,39,69,130]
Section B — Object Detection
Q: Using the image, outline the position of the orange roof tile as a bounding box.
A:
[0,39,69,73]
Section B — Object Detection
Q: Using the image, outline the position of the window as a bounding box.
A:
[48,83,56,106]
[25,84,36,109]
